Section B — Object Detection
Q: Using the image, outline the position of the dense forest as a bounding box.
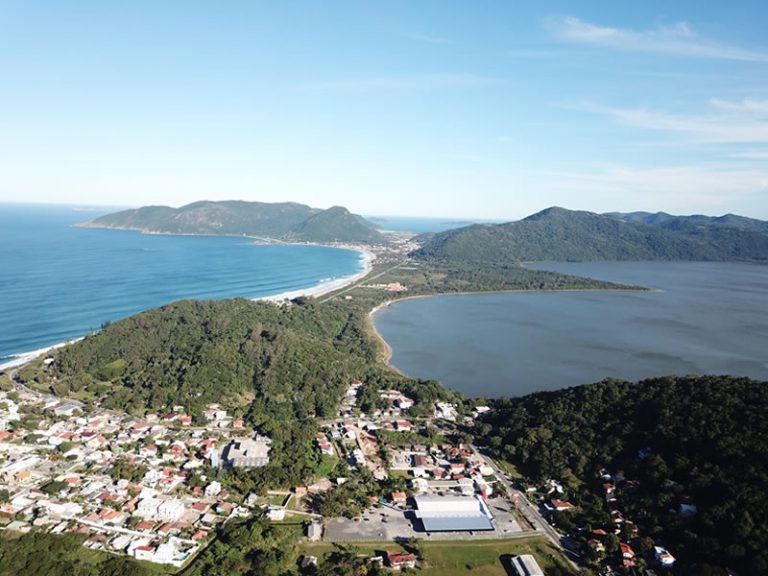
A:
[81,200,386,244]
[610,210,768,233]
[474,376,768,575]
[412,207,768,264]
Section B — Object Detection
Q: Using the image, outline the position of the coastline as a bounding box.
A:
[1,244,374,373]
[367,301,396,366]
[0,338,84,372]
[255,245,374,303]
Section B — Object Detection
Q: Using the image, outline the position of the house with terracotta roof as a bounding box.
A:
[135,520,155,532]
[621,542,636,559]
[133,544,155,561]
[386,551,417,570]
[391,491,407,505]
[549,498,576,511]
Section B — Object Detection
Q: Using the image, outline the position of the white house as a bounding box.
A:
[266,506,286,521]
[205,481,222,498]
[135,498,160,518]
[134,545,155,562]
[655,546,676,568]
[157,498,185,521]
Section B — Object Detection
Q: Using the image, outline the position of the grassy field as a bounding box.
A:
[300,536,577,575]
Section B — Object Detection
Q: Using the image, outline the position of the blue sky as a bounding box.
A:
[1,1,767,219]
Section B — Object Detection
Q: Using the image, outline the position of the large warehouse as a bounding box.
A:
[412,494,495,532]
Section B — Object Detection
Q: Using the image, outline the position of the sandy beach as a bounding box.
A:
[0,338,84,371]
[256,246,374,303]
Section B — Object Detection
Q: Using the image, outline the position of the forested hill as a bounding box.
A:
[609,210,768,233]
[79,200,386,244]
[17,298,456,487]
[412,207,768,264]
[474,375,768,575]
[289,205,384,243]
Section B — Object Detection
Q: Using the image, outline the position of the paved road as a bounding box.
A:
[10,367,86,410]
[472,445,581,569]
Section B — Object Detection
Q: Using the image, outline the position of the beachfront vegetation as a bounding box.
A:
[474,375,768,576]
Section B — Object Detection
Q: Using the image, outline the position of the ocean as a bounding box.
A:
[0,203,366,364]
[373,261,768,397]
[366,215,501,233]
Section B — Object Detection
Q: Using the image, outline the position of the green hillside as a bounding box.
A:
[609,210,768,233]
[80,200,386,244]
[412,207,768,264]
[287,205,383,243]
[475,375,768,575]
[18,298,456,488]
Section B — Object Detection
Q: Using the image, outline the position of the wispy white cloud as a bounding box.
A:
[548,16,768,62]
[577,98,768,144]
[528,163,768,211]
[710,98,768,113]
[729,150,768,159]
[304,73,502,93]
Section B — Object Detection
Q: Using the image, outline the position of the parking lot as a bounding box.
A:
[324,497,526,542]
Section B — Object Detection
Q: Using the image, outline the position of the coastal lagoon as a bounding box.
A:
[0,204,364,364]
[373,261,768,397]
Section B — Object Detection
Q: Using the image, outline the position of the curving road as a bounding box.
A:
[471,445,581,570]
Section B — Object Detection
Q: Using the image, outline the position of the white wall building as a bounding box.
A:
[157,498,185,521]
[205,481,222,498]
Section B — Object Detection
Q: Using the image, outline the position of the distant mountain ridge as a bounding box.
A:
[606,210,768,233]
[412,206,768,264]
[79,200,386,244]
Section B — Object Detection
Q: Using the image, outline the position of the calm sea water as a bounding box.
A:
[373,261,768,397]
[0,203,363,363]
[366,215,500,233]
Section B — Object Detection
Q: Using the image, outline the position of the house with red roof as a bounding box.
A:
[549,498,576,511]
[394,420,412,432]
[133,544,155,561]
[386,551,417,569]
[620,543,636,559]
[135,520,155,532]
[391,492,407,505]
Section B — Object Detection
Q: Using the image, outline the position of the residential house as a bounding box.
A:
[386,551,417,570]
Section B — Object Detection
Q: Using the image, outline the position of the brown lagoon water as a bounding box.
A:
[372,262,768,397]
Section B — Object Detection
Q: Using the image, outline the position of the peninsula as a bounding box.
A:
[79,200,387,245]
